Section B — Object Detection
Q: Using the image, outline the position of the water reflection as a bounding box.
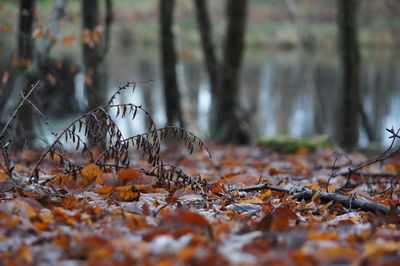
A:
[103,49,400,147]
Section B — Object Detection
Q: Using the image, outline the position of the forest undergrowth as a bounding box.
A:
[0,82,399,265]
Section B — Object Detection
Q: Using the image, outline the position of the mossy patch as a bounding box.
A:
[257,135,330,153]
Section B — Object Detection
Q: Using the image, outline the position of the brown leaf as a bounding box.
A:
[117,168,142,182]
[257,213,273,232]
[81,163,103,186]
[274,207,298,220]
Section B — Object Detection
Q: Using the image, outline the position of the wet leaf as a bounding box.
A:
[116,168,142,182]
[81,163,103,186]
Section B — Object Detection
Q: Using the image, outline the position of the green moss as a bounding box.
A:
[257,135,330,153]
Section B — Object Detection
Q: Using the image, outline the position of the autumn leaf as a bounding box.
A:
[308,231,340,241]
[0,172,8,180]
[62,196,79,209]
[94,186,116,194]
[0,25,12,34]
[116,168,142,182]
[114,191,140,201]
[90,28,101,44]
[112,186,140,201]
[81,163,103,186]
[238,198,263,204]
[364,241,400,259]
[85,74,93,86]
[17,245,33,264]
[61,35,76,45]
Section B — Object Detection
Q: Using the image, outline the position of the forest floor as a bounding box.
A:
[0,144,399,265]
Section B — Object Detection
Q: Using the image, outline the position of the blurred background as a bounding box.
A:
[0,0,400,150]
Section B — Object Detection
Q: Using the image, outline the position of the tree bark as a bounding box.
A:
[193,0,219,98]
[159,0,185,127]
[10,0,36,149]
[82,0,107,111]
[82,0,112,148]
[214,0,251,144]
[18,0,35,61]
[335,0,360,151]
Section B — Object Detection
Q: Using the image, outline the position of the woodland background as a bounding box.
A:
[0,1,400,265]
[1,0,400,150]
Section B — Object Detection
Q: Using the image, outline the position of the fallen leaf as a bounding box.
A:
[117,168,142,182]
[81,163,103,186]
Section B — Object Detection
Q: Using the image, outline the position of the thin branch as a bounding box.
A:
[0,81,40,139]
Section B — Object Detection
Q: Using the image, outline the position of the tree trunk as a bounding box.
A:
[6,0,67,149]
[193,0,219,98]
[12,0,36,149]
[159,0,185,127]
[335,0,360,151]
[18,0,35,61]
[214,0,251,144]
[82,0,112,148]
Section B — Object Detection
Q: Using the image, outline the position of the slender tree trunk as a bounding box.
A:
[12,0,36,149]
[159,0,184,127]
[8,0,67,149]
[335,0,360,151]
[214,0,251,144]
[82,0,107,111]
[18,0,35,62]
[193,0,219,98]
[82,0,112,148]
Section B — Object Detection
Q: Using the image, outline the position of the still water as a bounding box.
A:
[103,47,400,148]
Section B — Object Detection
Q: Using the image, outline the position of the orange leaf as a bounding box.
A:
[238,198,263,204]
[81,163,103,186]
[39,209,54,224]
[161,210,209,228]
[62,196,79,209]
[116,168,142,181]
[177,247,197,261]
[209,183,224,194]
[91,29,101,44]
[17,245,33,264]
[0,172,8,180]
[274,207,298,220]
[0,6,4,14]
[308,232,340,241]
[0,25,12,34]
[260,190,272,200]
[33,221,48,232]
[53,235,69,249]
[364,241,400,259]
[61,35,76,45]
[114,191,140,201]
[84,75,93,86]
[95,186,116,194]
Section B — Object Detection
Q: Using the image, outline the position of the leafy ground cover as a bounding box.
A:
[0,142,399,265]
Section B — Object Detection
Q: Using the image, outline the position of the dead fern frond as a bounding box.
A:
[30,81,211,192]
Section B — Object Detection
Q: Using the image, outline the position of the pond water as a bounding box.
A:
[103,47,400,148]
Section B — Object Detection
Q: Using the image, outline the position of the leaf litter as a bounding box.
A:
[0,144,400,265]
